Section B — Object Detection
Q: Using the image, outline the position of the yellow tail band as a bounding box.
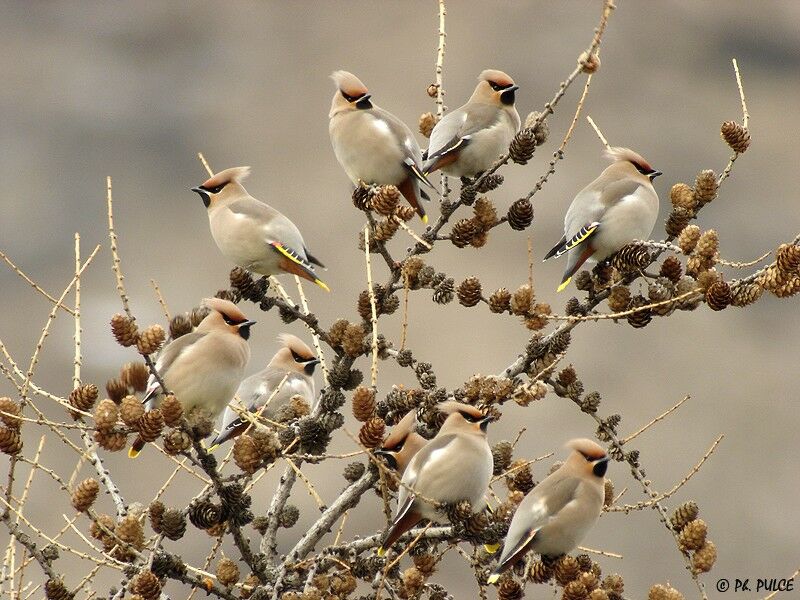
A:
[556,276,572,293]
[128,447,140,459]
[377,547,386,557]
[314,279,330,292]
[484,543,500,554]
[486,573,500,585]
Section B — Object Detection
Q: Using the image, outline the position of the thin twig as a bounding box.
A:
[149,279,171,321]
[0,250,76,316]
[586,115,610,149]
[621,395,691,444]
[364,226,379,387]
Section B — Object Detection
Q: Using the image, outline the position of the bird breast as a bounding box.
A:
[330,111,408,184]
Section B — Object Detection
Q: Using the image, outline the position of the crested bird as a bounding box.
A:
[209,333,319,449]
[423,69,520,178]
[329,70,435,222]
[378,402,493,555]
[192,167,328,291]
[129,298,254,458]
[374,409,427,475]
[487,438,610,583]
[544,147,661,292]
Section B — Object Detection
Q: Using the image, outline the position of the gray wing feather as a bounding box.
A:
[427,104,501,160]
[228,198,309,261]
[143,332,207,402]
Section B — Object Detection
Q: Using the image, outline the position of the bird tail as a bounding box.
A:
[271,242,330,291]
[378,500,421,556]
[128,436,146,459]
[397,178,428,223]
[556,245,596,292]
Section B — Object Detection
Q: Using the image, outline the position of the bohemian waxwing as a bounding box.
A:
[487,438,610,583]
[423,69,520,178]
[209,333,319,449]
[374,409,427,475]
[378,402,493,555]
[329,70,435,222]
[192,167,328,291]
[129,298,254,458]
[544,147,661,292]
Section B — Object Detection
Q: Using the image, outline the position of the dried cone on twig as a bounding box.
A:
[169,313,192,339]
[677,225,700,255]
[721,120,750,154]
[94,399,118,433]
[105,378,127,403]
[163,429,191,454]
[93,430,126,452]
[488,288,511,313]
[730,280,763,307]
[120,395,144,427]
[131,571,161,600]
[121,362,150,393]
[137,324,166,356]
[161,508,186,540]
[498,578,523,600]
[705,280,732,311]
[607,286,631,313]
[507,198,534,230]
[110,313,138,347]
[554,555,580,586]
[665,208,692,238]
[677,518,707,551]
[669,183,696,212]
[352,386,376,422]
[44,579,72,600]
[160,394,183,427]
[233,434,262,474]
[509,128,537,164]
[612,244,650,273]
[692,540,717,573]
[136,409,164,443]
[216,557,240,587]
[529,559,554,583]
[69,384,98,415]
[776,243,800,274]
[457,277,483,307]
[71,478,99,512]
[659,256,683,284]
[694,170,718,206]
[359,417,385,448]
[419,112,438,138]
[649,584,685,600]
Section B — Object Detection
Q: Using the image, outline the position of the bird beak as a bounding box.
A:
[649,170,663,180]
[507,85,520,92]
[191,186,211,207]
[241,320,257,328]
[359,93,372,102]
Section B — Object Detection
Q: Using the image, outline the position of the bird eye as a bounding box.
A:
[201,183,226,194]
[489,82,502,91]
[222,314,236,326]
[341,90,359,103]
[291,349,305,362]
[459,411,483,423]
[631,162,656,176]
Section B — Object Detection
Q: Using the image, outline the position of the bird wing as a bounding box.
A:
[425,104,500,165]
[371,106,437,192]
[544,222,601,260]
[494,477,582,572]
[142,332,206,402]
[227,198,314,261]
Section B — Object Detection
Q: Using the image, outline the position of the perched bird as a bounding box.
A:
[544,147,662,292]
[209,333,319,449]
[129,299,254,458]
[374,409,427,475]
[329,70,435,222]
[487,438,610,583]
[423,69,520,178]
[192,167,328,291]
[378,402,493,555]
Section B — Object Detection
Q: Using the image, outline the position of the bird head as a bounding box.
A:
[330,70,373,117]
[438,401,493,435]
[604,147,662,182]
[472,69,519,107]
[271,333,319,376]
[191,167,251,208]
[566,438,610,479]
[199,298,256,340]
[376,410,426,473]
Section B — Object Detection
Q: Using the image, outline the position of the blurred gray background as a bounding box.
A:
[1,2,798,598]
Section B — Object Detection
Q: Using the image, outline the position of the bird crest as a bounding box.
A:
[201,166,251,190]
